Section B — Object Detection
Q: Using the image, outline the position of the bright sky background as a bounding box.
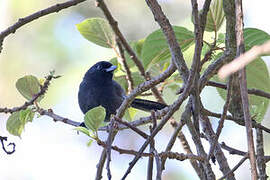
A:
[0,0,269,180]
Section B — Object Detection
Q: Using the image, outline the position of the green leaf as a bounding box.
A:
[132,72,144,87]
[244,28,270,52]
[204,0,225,32]
[20,108,35,124]
[141,26,194,70]
[84,106,106,132]
[74,127,90,137]
[16,75,42,101]
[87,139,93,147]
[133,39,145,58]
[246,59,270,122]
[214,58,270,122]
[124,39,145,68]
[6,112,22,137]
[76,18,115,48]
[6,109,35,137]
[123,108,138,122]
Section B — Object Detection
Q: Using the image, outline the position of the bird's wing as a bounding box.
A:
[112,80,126,99]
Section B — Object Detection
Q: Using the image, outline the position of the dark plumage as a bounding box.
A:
[78,61,167,122]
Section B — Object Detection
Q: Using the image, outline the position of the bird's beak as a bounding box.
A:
[105,65,117,72]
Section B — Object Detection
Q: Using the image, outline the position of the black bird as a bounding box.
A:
[78,61,167,122]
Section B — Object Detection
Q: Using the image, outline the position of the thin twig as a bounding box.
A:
[200,113,236,180]
[95,0,145,77]
[220,142,247,156]
[198,51,232,91]
[150,112,161,180]
[0,0,87,53]
[114,117,148,139]
[235,0,258,178]
[160,119,185,170]
[95,150,107,180]
[99,107,169,132]
[144,0,189,83]
[38,108,81,127]
[0,74,59,114]
[106,117,116,180]
[178,131,206,179]
[153,148,162,180]
[220,142,270,163]
[147,126,154,180]
[202,109,270,134]
[160,151,204,161]
[256,128,268,180]
[207,77,233,161]
[116,39,134,93]
[0,136,15,155]
[206,81,270,99]
[218,155,248,180]
[97,139,204,161]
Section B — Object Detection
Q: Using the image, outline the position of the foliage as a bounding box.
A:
[1,0,270,179]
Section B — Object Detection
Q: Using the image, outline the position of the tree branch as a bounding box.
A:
[0,136,15,155]
[144,0,190,83]
[0,0,87,53]
[0,73,59,114]
[235,0,258,178]
[116,39,134,93]
[206,81,270,99]
[256,128,268,180]
[207,77,233,161]
[95,0,165,103]
[218,155,248,180]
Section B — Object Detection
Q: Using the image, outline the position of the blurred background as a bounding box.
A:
[0,0,269,179]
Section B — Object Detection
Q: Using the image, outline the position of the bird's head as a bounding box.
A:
[84,61,117,81]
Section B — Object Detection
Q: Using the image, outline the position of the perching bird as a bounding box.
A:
[78,61,167,122]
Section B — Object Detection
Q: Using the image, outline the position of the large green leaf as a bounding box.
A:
[6,109,35,137]
[16,75,42,102]
[6,112,21,137]
[84,106,106,132]
[141,26,194,70]
[205,0,225,32]
[76,18,115,48]
[125,39,145,68]
[215,58,270,122]
[244,28,270,52]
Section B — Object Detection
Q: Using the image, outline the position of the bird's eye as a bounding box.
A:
[96,65,102,70]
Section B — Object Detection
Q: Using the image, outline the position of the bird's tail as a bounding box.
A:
[131,98,167,112]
